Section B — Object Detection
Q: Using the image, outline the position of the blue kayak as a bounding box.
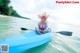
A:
[0,30,52,53]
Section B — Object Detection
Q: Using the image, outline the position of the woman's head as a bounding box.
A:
[38,12,49,22]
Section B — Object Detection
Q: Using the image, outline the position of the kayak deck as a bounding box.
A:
[0,30,52,53]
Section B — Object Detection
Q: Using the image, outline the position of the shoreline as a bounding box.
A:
[0,14,30,20]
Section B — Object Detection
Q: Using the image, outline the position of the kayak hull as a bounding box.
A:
[0,30,52,53]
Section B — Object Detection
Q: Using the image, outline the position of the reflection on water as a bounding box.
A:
[0,16,80,53]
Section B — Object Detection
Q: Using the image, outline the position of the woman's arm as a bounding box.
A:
[35,26,39,30]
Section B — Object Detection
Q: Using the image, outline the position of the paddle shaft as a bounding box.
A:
[21,28,72,36]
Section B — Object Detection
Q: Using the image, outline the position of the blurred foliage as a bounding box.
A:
[0,0,29,19]
[0,0,10,15]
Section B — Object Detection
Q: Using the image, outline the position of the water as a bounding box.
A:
[0,15,80,53]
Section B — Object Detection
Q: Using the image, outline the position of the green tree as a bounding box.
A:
[0,0,10,15]
[0,0,30,19]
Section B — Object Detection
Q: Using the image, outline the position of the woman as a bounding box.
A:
[35,12,50,34]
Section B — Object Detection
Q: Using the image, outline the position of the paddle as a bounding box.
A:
[21,27,72,36]
[21,28,32,30]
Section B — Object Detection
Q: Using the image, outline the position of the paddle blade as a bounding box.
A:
[21,28,28,30]
[57,31,72,36]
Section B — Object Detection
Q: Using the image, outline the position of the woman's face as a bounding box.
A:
[41,16,46,22]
